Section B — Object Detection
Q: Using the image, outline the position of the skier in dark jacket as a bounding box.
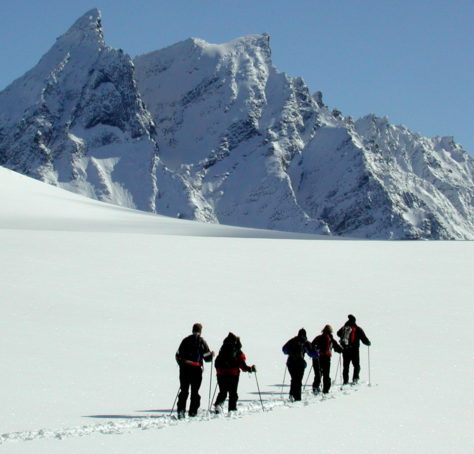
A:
[175,323,214,418]
[282,328,316,401]
[311,325,342,394]
[213,332,256,413]
[337,315,371,385]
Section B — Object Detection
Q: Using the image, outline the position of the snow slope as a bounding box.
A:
[1,167,473,453]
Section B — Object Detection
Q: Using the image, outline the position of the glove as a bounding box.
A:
[367,341,372,347]
[249,365,257,373]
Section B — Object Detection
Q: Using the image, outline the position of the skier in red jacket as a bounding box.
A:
[213,332,256,413]
[311,325,342,394]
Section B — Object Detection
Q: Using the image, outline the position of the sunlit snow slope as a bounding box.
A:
[1,166,473,454]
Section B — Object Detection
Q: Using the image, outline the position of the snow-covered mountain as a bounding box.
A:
[134,34,329,233]
[0,9,170,212]
[1,9,473,239]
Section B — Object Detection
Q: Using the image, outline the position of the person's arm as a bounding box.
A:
[332,336,343,354]
[239,352,256,372]
[201,338,214,362]
[175,339,185,365]
[359,328,371,346]
[305,340,318,358]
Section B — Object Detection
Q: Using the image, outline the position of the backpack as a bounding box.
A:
[312,334,330,357]
[340,326,355,347]
[286,337,306,361]
[215,334,241,369]
[177,334,203,364]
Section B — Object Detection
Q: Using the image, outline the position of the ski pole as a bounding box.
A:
[208,356,214,411]
[254,372,265,411]
[208,381,218,412]
[212,381,218,407]
[170,386,180,416]
[280,366,287,398]
[339,353,344,390]
[303,364,313,390]
[333,354,340,385]
[368,346,372,387]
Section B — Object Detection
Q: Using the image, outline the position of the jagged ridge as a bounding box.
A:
[1,9,473,239]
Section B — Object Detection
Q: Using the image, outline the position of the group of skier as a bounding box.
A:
[174,315,371,418]
[283,314,371,402]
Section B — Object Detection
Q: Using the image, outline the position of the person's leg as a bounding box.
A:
[312,359,322,393]
[188,368,203,416]
[292,365,304,401]
[177,366,191,413]
[321,357,331,393]
[352,349,361,383]
[342,351,351,384]
[288,364,298,400]
[214,374,229,410]
[228,375,240,411]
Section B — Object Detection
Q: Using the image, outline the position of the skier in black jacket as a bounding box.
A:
[175,323,214,418]
[337,315,371,385]
[282,328,316,401]
[311,325,342,394]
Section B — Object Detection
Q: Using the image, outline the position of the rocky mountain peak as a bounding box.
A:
[59,8,105,48]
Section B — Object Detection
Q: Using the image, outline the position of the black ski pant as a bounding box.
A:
[177,365,203,415]
[342,348,360,384]
[313,356,332,393]
[214,374,240,411]
[287,363,305,401]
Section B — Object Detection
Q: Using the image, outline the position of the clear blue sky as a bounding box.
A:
[1,0,473,154]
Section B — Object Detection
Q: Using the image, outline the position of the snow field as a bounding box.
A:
[1,167,473,453]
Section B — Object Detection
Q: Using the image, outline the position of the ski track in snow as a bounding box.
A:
[0,383,371,445]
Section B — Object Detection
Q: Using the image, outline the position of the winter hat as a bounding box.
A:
[348,314,356,323]
[298,328,307,339]
[192,323,202,334]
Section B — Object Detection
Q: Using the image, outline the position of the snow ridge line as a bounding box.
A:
[0,383,369,444]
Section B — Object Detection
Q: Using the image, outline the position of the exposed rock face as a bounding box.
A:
[1,10,473,239]
[291,115,474,239]
[0,9,166,212]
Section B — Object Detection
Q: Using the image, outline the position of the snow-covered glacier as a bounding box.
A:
[1,9,473,239]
